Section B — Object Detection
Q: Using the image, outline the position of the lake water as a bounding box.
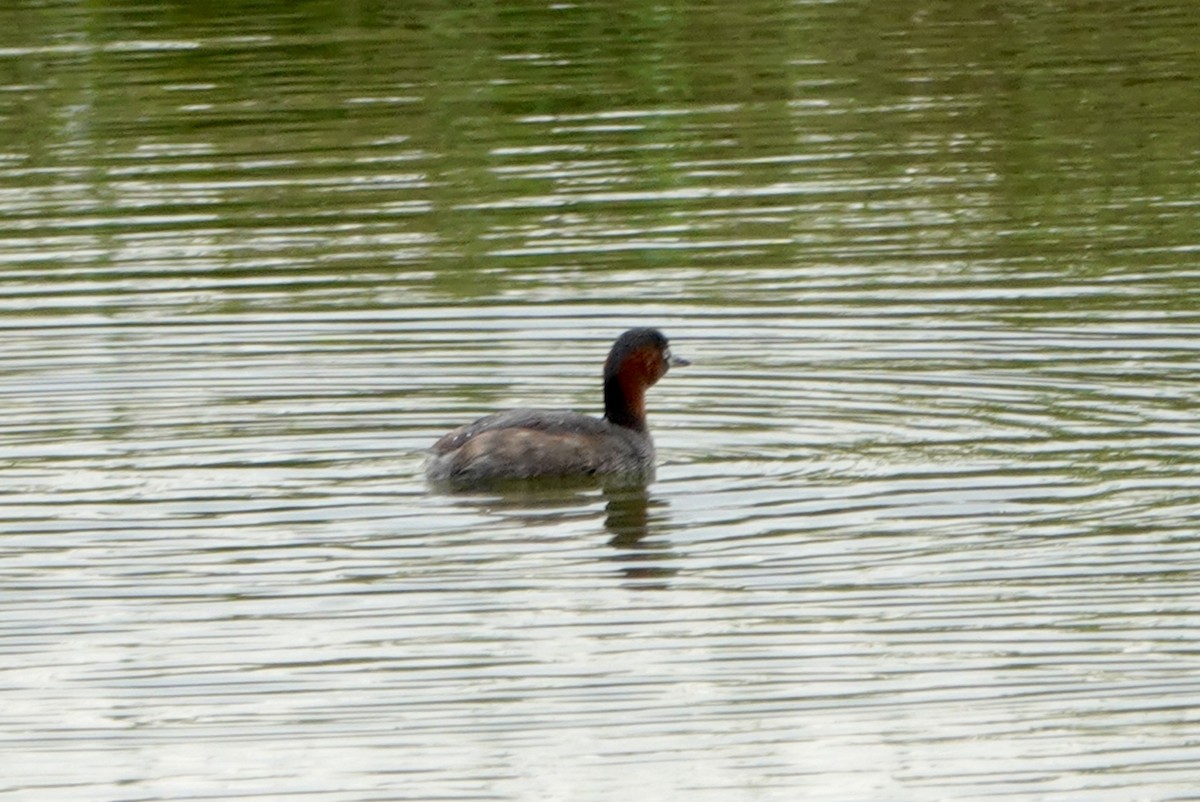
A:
[3,1,1200,800]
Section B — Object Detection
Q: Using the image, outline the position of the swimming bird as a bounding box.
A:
[425,327,687,488]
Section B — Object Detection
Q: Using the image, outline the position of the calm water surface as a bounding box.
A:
[3,1,1200,800]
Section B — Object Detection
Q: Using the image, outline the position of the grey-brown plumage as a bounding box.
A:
[425,328,687,488]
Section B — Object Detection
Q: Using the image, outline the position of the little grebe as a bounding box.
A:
[425,327,687,487]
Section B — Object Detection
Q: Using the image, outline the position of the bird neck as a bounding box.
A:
[604,372,647,431]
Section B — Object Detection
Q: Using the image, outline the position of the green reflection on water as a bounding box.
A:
[1,0,1197,311]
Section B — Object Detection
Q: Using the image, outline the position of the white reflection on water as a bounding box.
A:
[5,302,1199,801]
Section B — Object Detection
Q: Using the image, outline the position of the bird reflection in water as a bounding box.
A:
[601,485,680,588]
[433,478,680,586]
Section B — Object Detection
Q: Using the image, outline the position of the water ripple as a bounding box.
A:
[5,1,1200,800]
